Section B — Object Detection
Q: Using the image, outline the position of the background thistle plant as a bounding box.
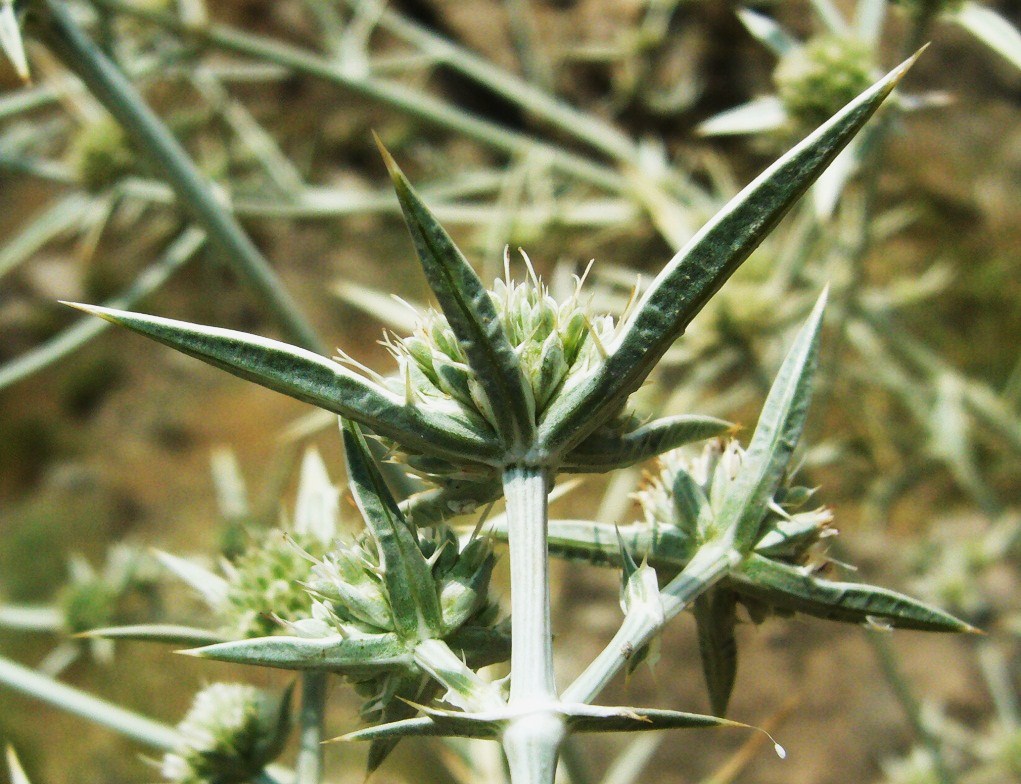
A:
[161,682,291,784]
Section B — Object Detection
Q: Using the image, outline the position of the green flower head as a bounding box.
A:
[68,113,137,192]
[219,529,329,639]
[161,682,291,784]
[635,438,834,569]
[775,36,876,130]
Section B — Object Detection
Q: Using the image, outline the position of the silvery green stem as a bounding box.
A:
[502,466,563,784]
[503,467,556,703]
[28,0,324,353]
[0,653,179,749]
[563,544,736,705]
[295,672,327,784]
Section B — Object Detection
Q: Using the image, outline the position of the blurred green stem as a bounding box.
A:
[88,0,626,193]
[0,227,206,392]
[27,0,324,352]
[0,605,63,631]
[0,653,179,749]
[868,632,955,784]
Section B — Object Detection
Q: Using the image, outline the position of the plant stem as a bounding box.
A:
[0,227,206,391]
[346,0,634,162]
[295,672,327,784]
[0,653,179,749]
[27,0,324,353]
[88,0,626,193]
[563,543,735,705]
[503,467,555,703]
[501,466,563,784]
[868,631,955,784]
[0,605,63,631]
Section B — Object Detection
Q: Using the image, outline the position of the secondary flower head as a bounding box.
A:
[635,439,834,569]
[158,448,340,639]
[775,35,876,131]
[220,529,330,638]
[303,525,497,640]
[161,682,291,784]
[59,545,156,635]
[68,113,137,192]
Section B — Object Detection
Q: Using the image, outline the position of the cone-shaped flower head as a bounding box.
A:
[161,682,291,784]
[634,438,834,572]
[775,35,876,130]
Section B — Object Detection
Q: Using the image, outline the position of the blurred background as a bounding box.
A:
[1,0,1020,782]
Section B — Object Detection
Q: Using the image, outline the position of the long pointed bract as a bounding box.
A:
[718,290,827,551]
[342,421,443,640]
[65,303,502,465]
[539,53,923,458]
[378,139,535,454]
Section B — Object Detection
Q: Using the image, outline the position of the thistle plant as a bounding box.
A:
[42,52,981,784]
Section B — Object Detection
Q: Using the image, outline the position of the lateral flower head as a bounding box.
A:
[775,35,876,131]
[219,529,330,638]
[161,682,291,784]
[157,448,339,639]
[635,438,834,571]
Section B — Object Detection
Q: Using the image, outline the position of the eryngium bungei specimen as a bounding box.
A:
[182,422,509,771]
[65,55,924,505]
[492,294,976,715]
[161,682,291,784]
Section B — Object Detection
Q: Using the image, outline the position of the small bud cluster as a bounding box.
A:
[637,439,834,567]
[68,114,136,192]
[59,578,119,635]
[296,526,499,719]
[161,683,290,784]
[389,263,616,439]
[306,527,497,636]
[775,36,876,130]
[219,530,329,639]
